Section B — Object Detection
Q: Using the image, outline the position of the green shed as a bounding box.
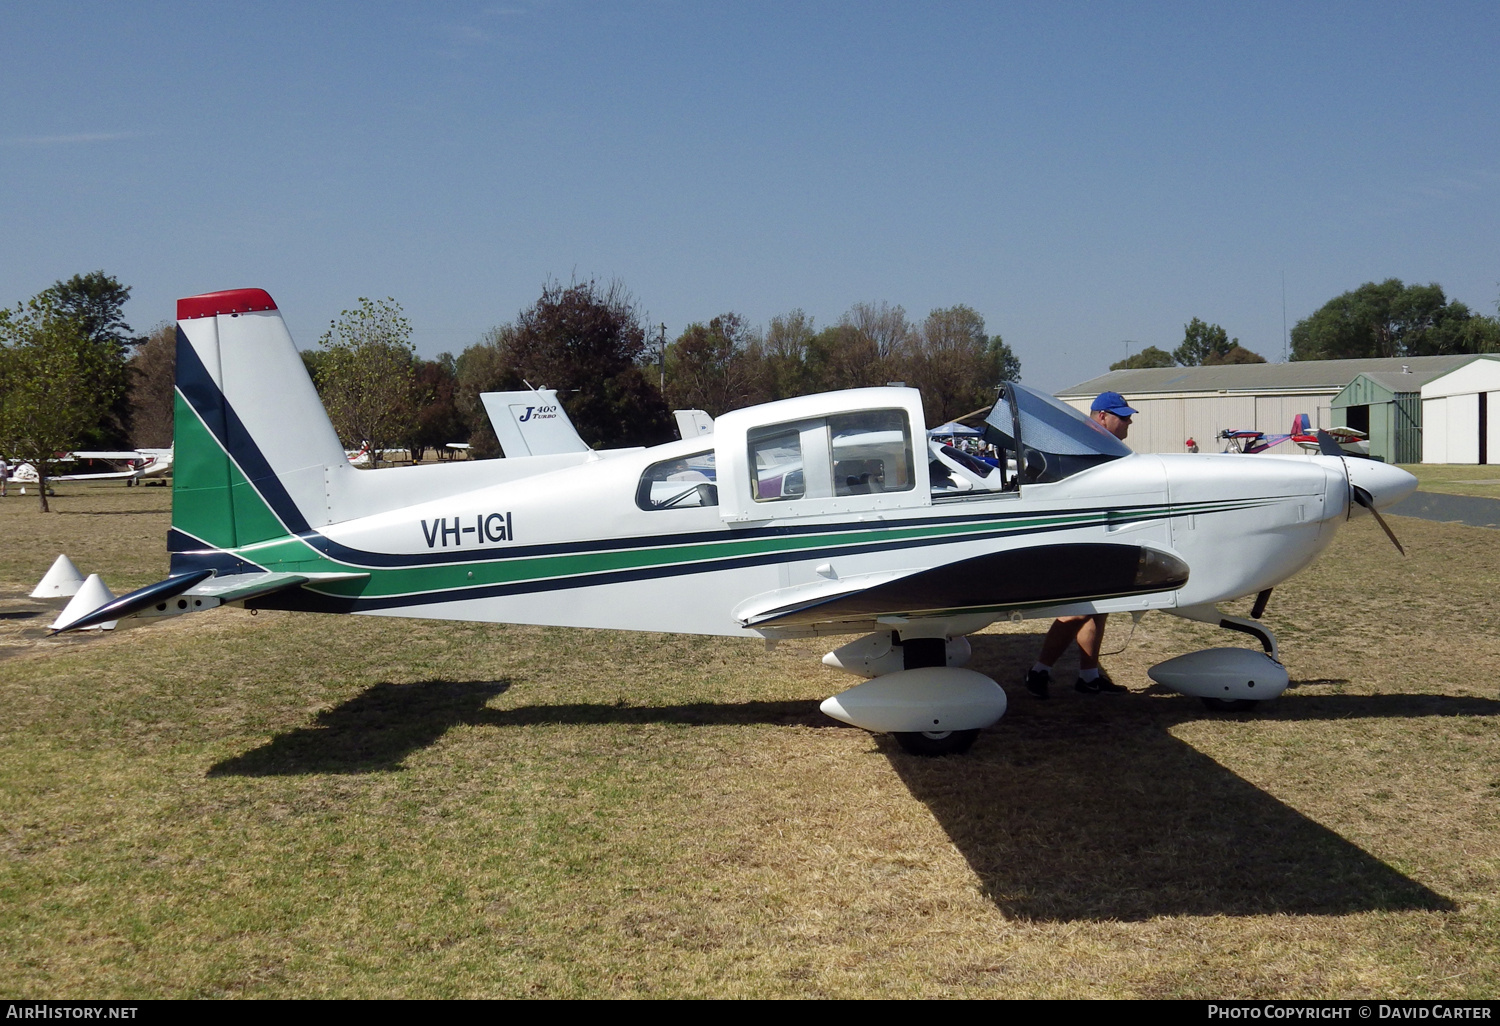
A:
[1330,371,1426,464]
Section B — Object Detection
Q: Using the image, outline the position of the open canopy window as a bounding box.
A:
[985,381,1130,484]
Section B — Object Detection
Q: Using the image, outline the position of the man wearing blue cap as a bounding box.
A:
[1025,391,1137,698]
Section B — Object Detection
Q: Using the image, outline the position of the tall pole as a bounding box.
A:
[658,323,667,393]
[1281,271,1289,363]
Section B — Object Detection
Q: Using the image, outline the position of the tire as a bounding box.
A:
[1201,697,1259,712]
[893,728,980,756]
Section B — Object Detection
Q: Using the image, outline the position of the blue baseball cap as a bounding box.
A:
[1091,391,1137,417]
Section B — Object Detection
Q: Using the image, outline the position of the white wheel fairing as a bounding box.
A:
[820,667,1007,733]
[1147,647,1289,702]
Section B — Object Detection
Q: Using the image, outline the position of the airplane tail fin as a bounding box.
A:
[480,388,591,457]
[1292,413,1312,435]
[171,289,351,569]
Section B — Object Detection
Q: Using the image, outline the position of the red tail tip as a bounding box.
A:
[178,289,278,321]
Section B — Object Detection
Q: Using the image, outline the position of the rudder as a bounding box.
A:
[171,289,348,561]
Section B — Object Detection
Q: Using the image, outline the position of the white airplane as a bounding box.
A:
[10,447,173,486]
[39,288,1419,756]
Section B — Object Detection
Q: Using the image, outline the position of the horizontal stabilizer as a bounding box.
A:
[52,570,214,633]
[185,571,369,603]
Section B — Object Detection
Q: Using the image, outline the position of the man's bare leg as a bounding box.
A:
[1037,615,1088,667]
[1074,614,1126,692]
[1075,614,1106,671]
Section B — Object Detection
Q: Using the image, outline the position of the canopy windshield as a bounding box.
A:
[984,381,1130,483]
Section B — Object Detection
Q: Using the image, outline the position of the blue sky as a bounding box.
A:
[3,1,1497,392]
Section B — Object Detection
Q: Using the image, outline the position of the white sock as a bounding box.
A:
[1079,668,1101,683]
[1031,662,1051,675]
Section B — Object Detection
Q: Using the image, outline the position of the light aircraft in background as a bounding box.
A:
[482,386,714,457]
[482,387,596,458]
[1297,425,1370,456]
[38,288,1418,756]
[1219,415,1370,457]
[345,444,412,467]
[10,447,173,487]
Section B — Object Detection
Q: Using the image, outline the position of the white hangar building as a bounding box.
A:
[1057,355,1489,461]
[1421,356,1500,464]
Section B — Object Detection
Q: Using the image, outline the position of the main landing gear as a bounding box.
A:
[893,728,981,756]
[1150,597,1290,713]
[819,630,1006,757]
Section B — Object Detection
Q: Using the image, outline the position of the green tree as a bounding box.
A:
[988,334,1022,383]
[498,280,672,448]
[0,301,124,511]
[453,327,515,458]
[315,298,419,467]
[36,271,136,447]
[1110,345,1176,370]
[804,322,876,392]
[664,313,765,416]
[802,302,915,393]
[1175,318,1238,366]
[905,305,1013,426]
[1203,344,1267,365]
[1290,279,1500,360]
[406,355,466,461]
[761,309,816,400]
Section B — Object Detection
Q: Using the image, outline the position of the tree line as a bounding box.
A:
[411,283,1021,459]
[1112,319,1268,370]
[13,270,1488,507]
[1,274,1023,498]
[1111,279,1500,372]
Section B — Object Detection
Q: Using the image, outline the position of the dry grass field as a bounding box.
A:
[1,482,1498,998]
[1401,464,1500,500]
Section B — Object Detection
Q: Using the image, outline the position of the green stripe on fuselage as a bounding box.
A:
[235,498,1272,601]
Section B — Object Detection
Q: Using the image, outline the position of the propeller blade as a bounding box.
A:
[1352,485,1406,556]
[1314,429,1345,457]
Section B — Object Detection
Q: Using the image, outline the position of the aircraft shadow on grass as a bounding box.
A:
[884,633,1474,922]
[207,679,830,777]
[210,631,1491,921]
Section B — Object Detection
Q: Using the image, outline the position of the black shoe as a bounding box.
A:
[1076,673,1128,694]
[1025,668,1051,699]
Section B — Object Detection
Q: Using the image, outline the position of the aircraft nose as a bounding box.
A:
[1345,460,1418,511]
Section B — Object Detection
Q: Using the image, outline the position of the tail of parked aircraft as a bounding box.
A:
[481,388,591,458]
[170,289,354,573]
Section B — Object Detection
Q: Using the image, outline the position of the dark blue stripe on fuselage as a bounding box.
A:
[246,509,1183,615]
